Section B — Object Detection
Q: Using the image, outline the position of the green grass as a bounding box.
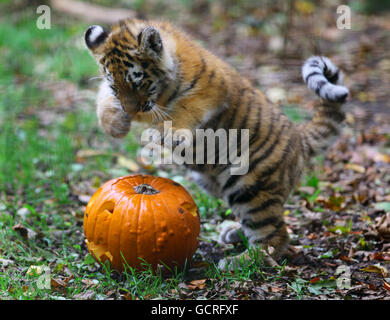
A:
[0,16,98,84]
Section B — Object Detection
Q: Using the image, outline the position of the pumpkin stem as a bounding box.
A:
[134,184,160,195]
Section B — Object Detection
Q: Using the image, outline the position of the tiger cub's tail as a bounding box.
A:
[300,56,349,159]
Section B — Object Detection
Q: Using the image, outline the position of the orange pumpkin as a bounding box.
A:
[83,174,200,271]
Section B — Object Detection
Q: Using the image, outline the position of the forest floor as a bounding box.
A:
[0,1,389,299]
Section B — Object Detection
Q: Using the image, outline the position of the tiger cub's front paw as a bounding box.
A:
[100,108,131,138]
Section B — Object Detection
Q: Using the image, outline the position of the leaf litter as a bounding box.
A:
[2,1,390,300]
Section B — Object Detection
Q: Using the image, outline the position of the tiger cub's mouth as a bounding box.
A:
[137,100,172,124]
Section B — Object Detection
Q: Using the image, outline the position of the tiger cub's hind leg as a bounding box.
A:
[218,198,289,270]
[242,201,289,260]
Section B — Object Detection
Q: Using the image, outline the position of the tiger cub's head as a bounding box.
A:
[84,20,176,121]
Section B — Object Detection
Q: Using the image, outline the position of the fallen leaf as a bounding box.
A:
[349,231,363,235]
[295,0,315,15]
[316,195,345,212]
[270,286,284,293]
[360,264,389,277]
[76,150,140,172]
[9,285,29,294]
[137,156,155,172]
[324,262,337,267]
[64,274,74,283]
[190,261,211,269]
[310,277,320,284]
[120,292,135,300]
[81,279,99,288]
[353,192,369,205]
[370,212,390,240]
[368,283,377,291]
[369,252,390,261]
[340,255,353,262]
[73,289,96,300]
[307,233,317,240]
[384,282,390,291]
[51,278,67,290]
[362,147,390,163]
[104,290,116,299]
[76,149,120,160]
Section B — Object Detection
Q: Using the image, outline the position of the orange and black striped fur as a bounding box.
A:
[85,19,349,268]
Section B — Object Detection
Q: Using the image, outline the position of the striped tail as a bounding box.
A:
[300,56,349,158]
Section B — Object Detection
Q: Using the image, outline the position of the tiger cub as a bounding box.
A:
[84,19,349,268]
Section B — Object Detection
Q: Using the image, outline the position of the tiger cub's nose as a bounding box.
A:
[140,100,155,112]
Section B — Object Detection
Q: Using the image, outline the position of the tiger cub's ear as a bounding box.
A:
[137,26,163,59]
[84,25,108,53]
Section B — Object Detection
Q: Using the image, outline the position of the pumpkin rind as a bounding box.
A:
[83,175,200,271]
